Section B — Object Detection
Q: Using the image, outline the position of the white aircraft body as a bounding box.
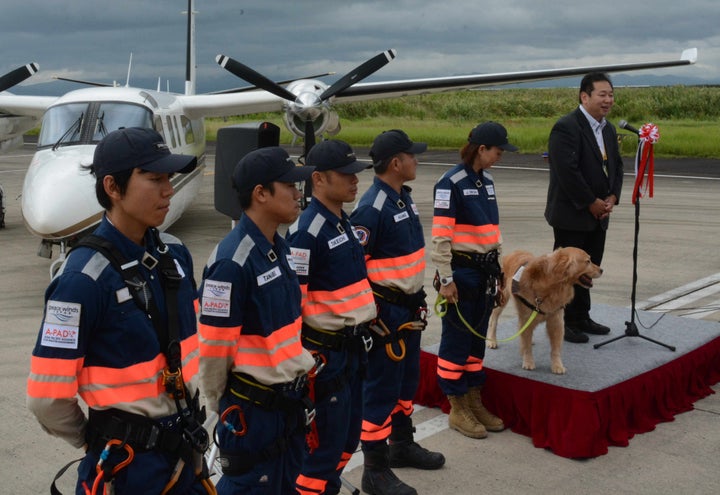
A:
[0,0,698,272]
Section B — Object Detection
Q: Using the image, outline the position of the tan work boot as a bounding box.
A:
[447,394,487,438]
[466,386,505,432]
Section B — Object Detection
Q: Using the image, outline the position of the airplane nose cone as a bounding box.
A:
[21,147,103,239]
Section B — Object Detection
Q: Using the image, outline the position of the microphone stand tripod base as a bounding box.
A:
[593,320,676,351]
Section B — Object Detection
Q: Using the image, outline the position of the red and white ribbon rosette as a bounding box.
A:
[631,123,659,204]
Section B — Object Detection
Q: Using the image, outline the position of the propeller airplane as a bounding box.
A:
[0,0,697,275]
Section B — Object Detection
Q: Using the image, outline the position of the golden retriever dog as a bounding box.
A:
[487,247,603,374]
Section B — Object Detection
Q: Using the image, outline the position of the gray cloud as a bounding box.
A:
[2,0,717,95]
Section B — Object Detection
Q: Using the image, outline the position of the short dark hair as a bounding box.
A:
[82,163,133,210]
[373,155,394,175]
[238,181,275,210]
[579,72,613,103]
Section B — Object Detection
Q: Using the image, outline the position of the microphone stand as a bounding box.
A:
[594,131,675,351]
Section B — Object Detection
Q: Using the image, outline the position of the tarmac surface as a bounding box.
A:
[1,140,718,494]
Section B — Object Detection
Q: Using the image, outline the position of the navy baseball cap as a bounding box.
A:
[369,129,427,164]
[307,139,370,174]
[232,146,314,193]
[468,121,518,151]
[93,127,197,178]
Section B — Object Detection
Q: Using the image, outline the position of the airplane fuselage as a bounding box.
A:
[21,86,206,249]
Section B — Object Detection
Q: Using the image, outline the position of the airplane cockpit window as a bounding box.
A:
[37,102,153,148]
[38,104,86,148]
[93,103,153,141]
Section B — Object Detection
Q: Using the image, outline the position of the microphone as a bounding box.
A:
[618,120,640,135]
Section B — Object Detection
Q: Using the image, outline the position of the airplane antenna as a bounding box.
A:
[183,0,197,95]
[125,52,133,87]
[157,77,161,92]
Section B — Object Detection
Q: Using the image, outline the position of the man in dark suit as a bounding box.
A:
[545,72,623,343]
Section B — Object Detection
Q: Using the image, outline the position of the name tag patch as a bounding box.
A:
[463,188,479,196]
[485,184,496,196]
[41,300,81,349]
[202,279,232,317]
[411,203,419,216]
[328,233,349,249]
[257,266,282,286]
[394,211,410,222]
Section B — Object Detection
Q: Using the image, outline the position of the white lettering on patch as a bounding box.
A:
[434,200,450,209]
[202,279,232,317]
[394,211,410,223]
[291,248,310,276]
[463,188,479,196]
[41,300,81,349]
[257,266,282,286]
[328,233,349,249]
[485,184,496,196]
[435,189,451,201]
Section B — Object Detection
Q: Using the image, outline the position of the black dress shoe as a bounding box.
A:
[583,318,611,335]
[563,324,589,343]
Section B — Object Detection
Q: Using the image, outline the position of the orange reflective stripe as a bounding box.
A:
[432,215,456,238]
[361,417,391,442]
[337,451,352,471]
[233,317,305,369]
[393,399,413,417]
[296,475,327,494]
[366,248,426,283]
[27,355,83,399]
[452,223,501,245]
[80,354,165,387]
[304,280,374,317]
[466,356,484,372]
[437,357,464,381]
[199,323,242,359]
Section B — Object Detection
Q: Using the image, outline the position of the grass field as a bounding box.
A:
[205,86,720,159]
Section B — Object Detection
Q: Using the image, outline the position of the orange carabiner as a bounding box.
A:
[220,404,248,436]
[91,439,135,495]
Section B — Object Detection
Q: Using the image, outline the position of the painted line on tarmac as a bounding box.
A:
[637,272,720,310]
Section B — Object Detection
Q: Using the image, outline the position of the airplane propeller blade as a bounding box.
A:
[319,49,396,101]
[0,62,40,93]
[216,54,297,101]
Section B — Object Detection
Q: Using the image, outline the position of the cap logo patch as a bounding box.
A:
[155,142,169,152]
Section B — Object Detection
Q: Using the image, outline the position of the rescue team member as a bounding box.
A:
[432,122,517,439]
[286,139,377,495]
[350,130,445,495]
[27,127,212,494]
[197,147,316,495]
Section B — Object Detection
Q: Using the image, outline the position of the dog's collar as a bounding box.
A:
[511,264,547,315]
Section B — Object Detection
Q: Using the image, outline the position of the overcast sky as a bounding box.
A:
[1,0,718,96]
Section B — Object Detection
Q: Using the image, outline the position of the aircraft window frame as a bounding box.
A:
[165,116,177,148]
[181,115,195,144]
[37,102,154,148]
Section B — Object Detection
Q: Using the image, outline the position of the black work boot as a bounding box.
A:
[361,443,418,495]
[388,413,446,470]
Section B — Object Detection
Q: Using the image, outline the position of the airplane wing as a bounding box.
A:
[179,48,697,118]
[335,48,698,102]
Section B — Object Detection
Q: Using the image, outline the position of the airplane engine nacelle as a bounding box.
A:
[282,79,340,139]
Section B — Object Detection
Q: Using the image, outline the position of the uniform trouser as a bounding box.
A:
[296,342,364,495]
[214,388,306,495]
[361,301,421,448]
[437,266,492,396]
[553,226,607,322]
[77,434,206,495]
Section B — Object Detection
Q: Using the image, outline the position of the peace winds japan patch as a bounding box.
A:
[201,280,232,317]
[41,300,81,349]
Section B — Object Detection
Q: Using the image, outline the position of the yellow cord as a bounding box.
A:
[434,294,538,342]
